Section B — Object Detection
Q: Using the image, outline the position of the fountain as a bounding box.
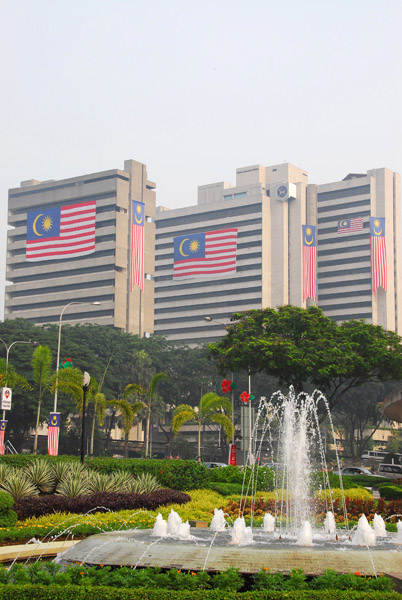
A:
[57,388,402,577]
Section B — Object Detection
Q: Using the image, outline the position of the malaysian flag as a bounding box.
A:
[130,200,145,291]
[26,201,96,261]
[173,228,238,279]
[302,225,317,302]
[47,412,60,456]
[370,217,387,293]
[0,421,6,456]
[337,217,364,234]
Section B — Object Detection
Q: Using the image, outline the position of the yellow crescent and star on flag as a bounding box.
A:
[27,207,61,239]
[302,224,316,246]
[370,217,385,237]
[132,201,145,227]
[174,233,205,261]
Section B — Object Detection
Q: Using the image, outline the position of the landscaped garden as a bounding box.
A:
[0,456,401,598]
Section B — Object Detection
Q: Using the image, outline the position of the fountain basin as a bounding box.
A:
[58,529,402,576]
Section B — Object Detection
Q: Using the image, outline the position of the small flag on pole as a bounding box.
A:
[302,225,317,302]
[130,201,145,291]
[370,217,387,293]
[47,413,60,456]
[337,217,364,234]
[0,421,7,456]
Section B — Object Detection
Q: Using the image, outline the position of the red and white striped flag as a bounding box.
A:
[130,201,145,291]
[0,421,7,456]
[47,413,60,456]
[302,225,317,302]
[26,201,96,261]
[370,217,387,293]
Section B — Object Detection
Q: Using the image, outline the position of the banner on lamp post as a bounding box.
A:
[0,388,12,411]
[229,443,237,466]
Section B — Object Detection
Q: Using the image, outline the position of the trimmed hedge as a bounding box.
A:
[378,485,402,500]
[0,586,398,600]
[14,489,191,520]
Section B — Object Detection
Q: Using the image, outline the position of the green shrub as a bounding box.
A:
[25,461,56,494]
[379,485,402,500]
[0,469,39,500]
[207,482,243,495]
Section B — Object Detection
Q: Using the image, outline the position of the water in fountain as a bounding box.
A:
[151,513,167,537]
[210,508,227,532]
[324,511,336,534]
[352,514,376,547]
[263,513,275,533]
[296,521,313,546]
[167,509,182,535]
[373,514,387,537]
[396,521,402,543]
[231,516,254,545]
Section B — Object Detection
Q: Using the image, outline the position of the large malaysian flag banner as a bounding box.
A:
[173,228,238,280]
[337,217,364,234]
[0,421,7,456]
[302,225,317,302]
[370,217,387,293]
[130,200,145,291]
[47,412,60,456]
[26,201,96,261]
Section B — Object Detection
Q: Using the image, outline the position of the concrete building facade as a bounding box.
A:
[314,168,402,333]
[154,163,402,344]
[5,159,156,335]
[154,163,311,344]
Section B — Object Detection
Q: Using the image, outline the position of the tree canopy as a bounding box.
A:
[208,305,402,411]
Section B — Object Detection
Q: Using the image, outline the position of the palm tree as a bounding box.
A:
[172,392,234,462]
[32,345,53,455]
[107,398,145,458]
[123,372,168,458]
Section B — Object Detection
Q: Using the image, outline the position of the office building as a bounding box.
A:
[154,163,402,344]
[154,163,311,344]
[314,168,402,333]
[5,159,156,335]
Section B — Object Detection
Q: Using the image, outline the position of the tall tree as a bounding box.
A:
[172,392,234,462]
[208,305,402,412]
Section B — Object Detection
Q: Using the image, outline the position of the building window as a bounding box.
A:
[234,192,247,199]
[223,194,233,200]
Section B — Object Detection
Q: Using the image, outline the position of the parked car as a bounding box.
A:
[337,466,378,477]
[204,461,228,469]
[378,463,402,480]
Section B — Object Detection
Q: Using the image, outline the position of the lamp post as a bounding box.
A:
[81,371,90,464]
[0,339,36,420]
[53,301,101,413]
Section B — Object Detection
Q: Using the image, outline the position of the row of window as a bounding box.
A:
[155,285,261,304]
[11,249,116,272]
[154,263,261,283]
[10,295,114,312]
[9,279,116,299]
[9,264,116,283]
[9,174,128,200]
[154,251,262,272]
[23,309,115,324]
[154,296,262,314]
[318,300,372,311]
[316,197,370,214]
[318,255,370,268]
[155,302,261,325]
[318,289,371,301]
[317,185,370,202]
[155,203,262,231]
[154,274,262,295]
[317,210,370,225]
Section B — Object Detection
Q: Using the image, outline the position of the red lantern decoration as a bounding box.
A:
[240,391,250,403]
[221,379,232,393]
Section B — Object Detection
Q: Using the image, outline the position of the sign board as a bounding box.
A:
[273,182,297,202]
[0,388,12,411]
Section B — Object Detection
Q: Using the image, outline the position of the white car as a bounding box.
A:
[337,466,376,477]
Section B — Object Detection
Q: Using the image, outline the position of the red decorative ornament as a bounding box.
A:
[221,379,232,393]
[240,391,250,403]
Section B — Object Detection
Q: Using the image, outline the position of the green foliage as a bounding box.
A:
[0,469,39,499]
[25,460,56,493]
[128,472,162,494]
[207,482,243,495]
[379,485,402,500]
[208,305,402,412]
[56,469,90,498]
[211,568,243,591]
[0,489,17,527]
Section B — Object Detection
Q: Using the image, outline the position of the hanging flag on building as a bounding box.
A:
[130,200,145,291]
[337,217,364,234]
[173,228,238,279]
[26,201,96,261]
[302,225,317,302]
[0,421,7,456]
[47,412,60,456]
[370,217,387,293]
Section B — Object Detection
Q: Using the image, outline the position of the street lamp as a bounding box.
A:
[81,371,90,464]
[53,301,101,413]
[0,338,37,420]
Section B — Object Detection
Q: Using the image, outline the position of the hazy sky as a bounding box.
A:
[1,0,401,317]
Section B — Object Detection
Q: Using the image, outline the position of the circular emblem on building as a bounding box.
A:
[277,185,287,198]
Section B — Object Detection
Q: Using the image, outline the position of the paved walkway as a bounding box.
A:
[0,540,79,563]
